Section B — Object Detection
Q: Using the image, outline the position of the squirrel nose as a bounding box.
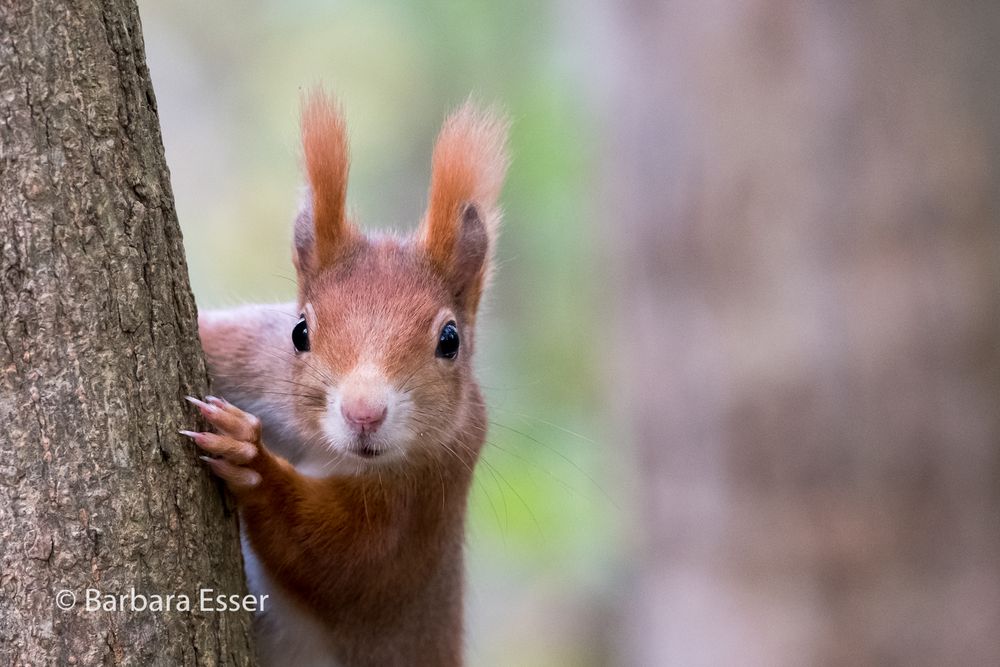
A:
[341,396,388,435]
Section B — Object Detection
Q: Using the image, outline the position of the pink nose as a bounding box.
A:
[341,397,388,434]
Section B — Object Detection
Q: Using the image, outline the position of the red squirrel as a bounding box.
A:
[181,90,508,666]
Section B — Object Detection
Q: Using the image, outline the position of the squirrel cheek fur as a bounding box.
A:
[192,90,509,667]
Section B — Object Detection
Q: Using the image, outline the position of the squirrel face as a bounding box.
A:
[291,239,472,464]
[287,92,508,468]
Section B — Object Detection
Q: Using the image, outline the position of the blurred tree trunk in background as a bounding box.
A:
[0,1,253,664]
[603,1,1000,665]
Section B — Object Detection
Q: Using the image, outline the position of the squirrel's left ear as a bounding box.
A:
[418,102,509,314]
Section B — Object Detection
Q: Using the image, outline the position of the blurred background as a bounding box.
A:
[139,1,1000,665]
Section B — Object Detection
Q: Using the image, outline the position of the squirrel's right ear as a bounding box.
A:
[293,89,356,280]
[419,102,509,314]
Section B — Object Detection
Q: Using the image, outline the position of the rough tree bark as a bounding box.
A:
[0,1,254,664]
[603,1,1000,666]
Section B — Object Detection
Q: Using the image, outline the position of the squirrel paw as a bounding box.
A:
[181,395,265,492]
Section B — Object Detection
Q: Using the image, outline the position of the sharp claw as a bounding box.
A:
[178,429,201,440]
[201,455,262,489]
[185,395,217,417]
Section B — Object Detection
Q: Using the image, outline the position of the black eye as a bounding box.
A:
[292,315,310,352]
[436,321,460,360]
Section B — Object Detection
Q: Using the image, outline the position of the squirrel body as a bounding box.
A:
[187,92,508,667]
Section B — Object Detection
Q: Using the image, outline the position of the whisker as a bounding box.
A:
[269,273,299,288]
[489,406,598,446]
[210,370,323,394]
[436,416,600,507]
[206,375,327,404]
[233,389,325,402]
[487,420,619,510]
[406,415,534,540]
[257,345,337,387]
[422,429,505,538]
[397,360,436,395]
[361,477,372,530]
[481,437,587,503]
[476,446,544,542]
[477,455,510,541]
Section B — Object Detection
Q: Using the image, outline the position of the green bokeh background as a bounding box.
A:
[140,2,624,663]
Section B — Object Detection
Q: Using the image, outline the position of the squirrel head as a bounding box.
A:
[287,90,508,468]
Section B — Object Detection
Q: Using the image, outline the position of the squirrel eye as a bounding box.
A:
[292,315,310,353]
[435,321,460,360]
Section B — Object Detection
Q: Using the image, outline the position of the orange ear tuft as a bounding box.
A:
[420,102,509,309]
[299,89,352,271]
[420,102,508,266]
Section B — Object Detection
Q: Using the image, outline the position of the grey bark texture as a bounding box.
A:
[0,1,254,665]
[604,1,1000,665]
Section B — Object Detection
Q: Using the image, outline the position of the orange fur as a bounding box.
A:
[233,396,481,665]
[195,93,510,666]
[300,89,353,269]
[420,102,509,272]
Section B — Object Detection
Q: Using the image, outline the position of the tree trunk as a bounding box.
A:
[602,1,1000,665]
[0,1,254,664]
